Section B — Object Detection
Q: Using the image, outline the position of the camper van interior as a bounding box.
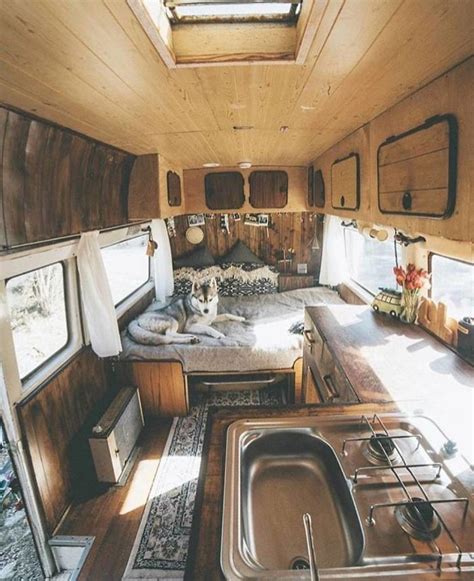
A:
[0,0,472,579]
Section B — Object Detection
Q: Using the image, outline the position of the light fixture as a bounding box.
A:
[203,162,220,168]
[238,161,252,169]
[280,125,289,132]
[233,125,254,131]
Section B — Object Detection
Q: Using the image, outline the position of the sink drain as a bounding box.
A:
[290,557,310,570]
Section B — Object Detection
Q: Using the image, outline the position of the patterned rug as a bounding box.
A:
[122,386,284,580]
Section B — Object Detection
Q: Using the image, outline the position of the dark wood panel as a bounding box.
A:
[170,212,322,276]
[204,172,245,210]
[0,106,136,247]
[249,170,288,208]
[0,108,9,248]
[313,168,325,208]
[167,170,182,207]
[17,348,115,534]
[2,110,30,245]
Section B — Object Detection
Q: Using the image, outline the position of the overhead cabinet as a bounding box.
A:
[331,153,360,210]
[377,115,457,218]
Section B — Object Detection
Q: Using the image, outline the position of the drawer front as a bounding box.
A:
[378,115,457,218]
[303,315,358,404]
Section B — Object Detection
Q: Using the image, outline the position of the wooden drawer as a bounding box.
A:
[331,153,360,210]
[378,114,457,218]
[279,274,314,292]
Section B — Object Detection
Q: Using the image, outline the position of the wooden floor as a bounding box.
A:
[58,419,172,581]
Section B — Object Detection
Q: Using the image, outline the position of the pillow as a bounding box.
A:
[174,246,215,268]
[218,240,264,265]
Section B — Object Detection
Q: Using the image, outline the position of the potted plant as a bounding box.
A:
[393,263,430,323]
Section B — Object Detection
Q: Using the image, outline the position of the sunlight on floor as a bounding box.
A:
[120,455,202,516]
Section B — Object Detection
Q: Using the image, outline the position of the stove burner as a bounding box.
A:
[395,498,441,541]
[364,433,399,465]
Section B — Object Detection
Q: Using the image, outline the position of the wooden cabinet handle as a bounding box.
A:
[323,374,339,401]
[304,330,315,344]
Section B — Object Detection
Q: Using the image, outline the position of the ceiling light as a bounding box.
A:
[238,161,252,169]
[233,125,254,131]
[203,162,220,168]
[280,125,289,132]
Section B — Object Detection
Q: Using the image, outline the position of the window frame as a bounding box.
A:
[100,232,152,310]
[6,261,72,383]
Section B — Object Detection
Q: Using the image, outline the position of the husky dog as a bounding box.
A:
[127,278,245,345]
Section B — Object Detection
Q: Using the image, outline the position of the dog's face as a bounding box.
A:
[190,278,219,315]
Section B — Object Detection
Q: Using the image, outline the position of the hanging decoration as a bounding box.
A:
[232,213,241,221]
[166,217,176,238]
[146,227,158,256]
[187,213,206,227]
[220,214,230,234]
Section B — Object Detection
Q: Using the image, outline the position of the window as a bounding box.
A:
[6,263,69,380]
[101,235,150,306]
[344,229,397,295]
[165,0,301,24]
[430,254,473,320]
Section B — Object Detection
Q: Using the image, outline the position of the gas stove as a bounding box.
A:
[221,412,474,579]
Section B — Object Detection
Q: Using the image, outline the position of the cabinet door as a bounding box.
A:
[249,170,288,208]
[331,153,360,210]
[205,172,245,210]
[378,115,457,218]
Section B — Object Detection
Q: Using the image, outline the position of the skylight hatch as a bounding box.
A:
[165,0,302,25]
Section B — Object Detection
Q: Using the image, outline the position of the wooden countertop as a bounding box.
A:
[305,305,473,403]
[185,402,397,580]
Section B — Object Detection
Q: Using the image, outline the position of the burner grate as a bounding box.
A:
[342,414,470,571]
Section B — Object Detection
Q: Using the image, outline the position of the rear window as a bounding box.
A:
[430,254,473,320]
[6,263,69,380]
[101,235,150,306]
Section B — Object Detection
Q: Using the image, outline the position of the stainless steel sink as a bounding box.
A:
[221,415,474,580]
[240,430,364,571]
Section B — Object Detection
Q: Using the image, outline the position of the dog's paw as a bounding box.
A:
[234,315,246,322]
[190,336,200,344]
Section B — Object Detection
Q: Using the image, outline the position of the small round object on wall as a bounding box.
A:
[185,226,204,245]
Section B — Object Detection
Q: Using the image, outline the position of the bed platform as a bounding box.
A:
[118,287,344,417]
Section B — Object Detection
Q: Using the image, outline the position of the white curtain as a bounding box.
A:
[77,231,122,357]
[319,215,350,286]
[151,219,174,303]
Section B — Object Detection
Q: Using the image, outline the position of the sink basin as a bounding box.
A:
[221,420,365,579]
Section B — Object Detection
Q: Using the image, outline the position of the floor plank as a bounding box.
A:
[57,419,172,581]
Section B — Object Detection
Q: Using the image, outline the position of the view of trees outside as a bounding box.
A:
[101,235,150,305]
[344,229,397,294]
[431,255,473,320]
[6,263,68,380]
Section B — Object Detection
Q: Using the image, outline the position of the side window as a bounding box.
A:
[344,229,397,295]
[430,254,473,320]
[6,263,69,380]
[101,235,150,306]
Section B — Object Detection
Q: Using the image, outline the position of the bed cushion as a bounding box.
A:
[173,263,278,297]
[174,246,215,268]
[218,240,264,265]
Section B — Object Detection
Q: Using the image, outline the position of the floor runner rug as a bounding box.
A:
[122,386,284,579]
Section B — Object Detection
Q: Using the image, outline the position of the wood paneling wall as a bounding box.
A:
[170,212,322,275]
[17,348,115,534]
[0,107,136,249]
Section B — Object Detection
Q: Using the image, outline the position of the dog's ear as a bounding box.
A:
[209,277,217,290]
[192,280,201,293]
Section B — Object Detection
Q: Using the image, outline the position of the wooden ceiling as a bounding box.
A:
[0,0,472,169]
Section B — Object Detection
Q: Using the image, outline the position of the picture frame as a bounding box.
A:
[187,213,205,227]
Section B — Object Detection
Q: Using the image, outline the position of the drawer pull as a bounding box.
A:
[304,330,315,344]
[323,374,339,401]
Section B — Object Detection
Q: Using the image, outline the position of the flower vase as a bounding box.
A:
[401,290,419,324]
